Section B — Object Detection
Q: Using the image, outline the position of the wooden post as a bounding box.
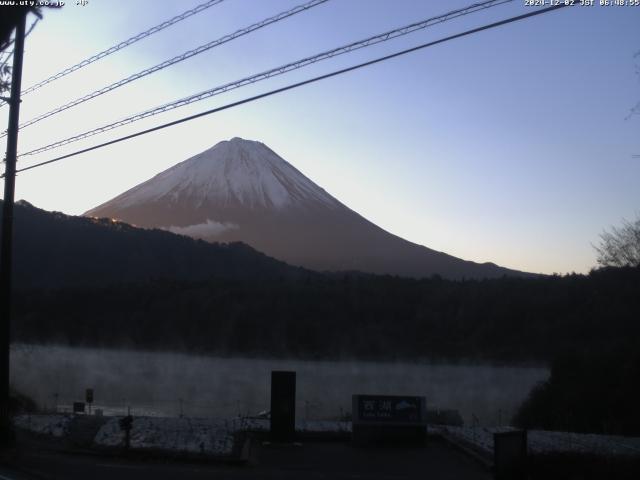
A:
[0,12,27,444]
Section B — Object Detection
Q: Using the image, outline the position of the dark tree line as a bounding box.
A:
[13,265,639,435]
[12,266,640,364]
[514,346,640,436]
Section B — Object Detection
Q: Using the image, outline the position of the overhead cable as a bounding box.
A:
[3,0,329,136]
[11,3,571,176]
[18,0,513,155]
[19,0,227,97]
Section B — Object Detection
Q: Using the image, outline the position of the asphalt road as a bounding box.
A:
[1,438,491,480]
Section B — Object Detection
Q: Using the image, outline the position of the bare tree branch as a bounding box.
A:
[594,215,640,268]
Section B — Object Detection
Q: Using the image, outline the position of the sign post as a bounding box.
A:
[85,388,94,414]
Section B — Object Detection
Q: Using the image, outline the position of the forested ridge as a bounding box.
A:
[3,199,306,289]
[5,199,639,363]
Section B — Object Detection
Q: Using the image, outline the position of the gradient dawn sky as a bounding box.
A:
[1,0,639,275]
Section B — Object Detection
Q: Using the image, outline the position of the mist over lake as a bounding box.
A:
[11,344,547,425]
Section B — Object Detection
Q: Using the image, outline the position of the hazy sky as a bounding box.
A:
[1,0,639,275]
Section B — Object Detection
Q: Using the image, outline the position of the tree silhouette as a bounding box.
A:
[595,214,640,268]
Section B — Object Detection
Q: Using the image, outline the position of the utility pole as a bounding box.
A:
[0,13,27,443]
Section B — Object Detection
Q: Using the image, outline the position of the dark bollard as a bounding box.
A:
[119,414,133,450]
[494,430,527,480]
[270,371,296,442]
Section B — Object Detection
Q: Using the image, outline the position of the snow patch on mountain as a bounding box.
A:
[164,220,239,239]
[107,138,339,211]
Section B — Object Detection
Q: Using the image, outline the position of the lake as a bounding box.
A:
[10,344,548,426]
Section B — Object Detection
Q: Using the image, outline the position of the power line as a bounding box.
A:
[24,17,40,39]
[0,15,39,57]
[18,0,513,156]
[0,52,12,72]
[0,18,39,83]
[0,38,15,55]
[0,18,39,105]
[2,0,329,137]
[11,3,571,176]
[19,0,227,97]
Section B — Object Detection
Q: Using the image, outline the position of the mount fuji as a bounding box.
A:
[85,137,529,279]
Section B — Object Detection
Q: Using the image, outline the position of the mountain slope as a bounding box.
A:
[86,137,532,279]
[3,200,305,290]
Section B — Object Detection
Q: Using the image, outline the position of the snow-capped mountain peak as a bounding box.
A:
[112,137,337,210]
[86,137,531,280]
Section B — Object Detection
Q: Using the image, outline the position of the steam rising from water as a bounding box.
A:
[11,344,547,425]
